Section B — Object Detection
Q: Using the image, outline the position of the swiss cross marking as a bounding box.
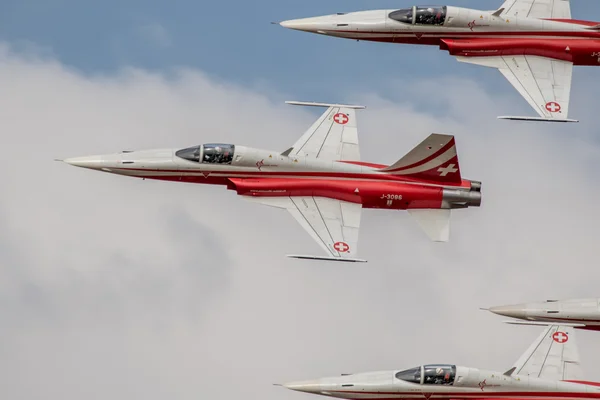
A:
[437,164,458,177]
[333,113,349,125]
[545,101,561,113]
[333,241,350,253]
[552,331,568,343]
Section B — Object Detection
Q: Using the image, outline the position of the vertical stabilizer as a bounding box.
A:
[381,134,462,185]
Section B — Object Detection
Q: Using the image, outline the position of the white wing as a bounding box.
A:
[512,325,583,381]
[286,102,363,161]
[457,55,573,120]
[244,196,365,262]
[499,0,571,19]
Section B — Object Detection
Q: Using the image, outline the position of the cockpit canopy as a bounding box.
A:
[389,6,447,25]
[176,143,235,164]
[395,365,456,385]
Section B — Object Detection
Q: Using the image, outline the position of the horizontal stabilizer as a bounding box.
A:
[498,116,579,123]
[586,24,600,30]
[408,209,450,242]
[492,8,505,17]
[287,255,367,263]
[504,320,586,328]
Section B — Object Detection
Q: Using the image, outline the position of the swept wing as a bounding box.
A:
[457,55,576,122]
[512,325,583,380]
[499,0,571,19]
[247,101,366,262]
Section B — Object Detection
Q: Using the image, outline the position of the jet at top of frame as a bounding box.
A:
[62,101,481,262]
[279,323,596,399]
[279,0,600,122]
[488,297,600,331]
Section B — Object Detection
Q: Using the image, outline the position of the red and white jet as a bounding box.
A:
[280,0,600,122]
[62,101,481,262]
[281,324,598,400]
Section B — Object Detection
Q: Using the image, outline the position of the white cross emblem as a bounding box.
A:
[334,113,349,125]
[333,241,350,252]
[545,102,561,113]
[437,164,458,177]
[553,331,568,343]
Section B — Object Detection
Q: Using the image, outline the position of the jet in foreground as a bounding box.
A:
[488,298,600,331]
[62,101,481,262]
[281,324,595,399]
[280,0,600,122]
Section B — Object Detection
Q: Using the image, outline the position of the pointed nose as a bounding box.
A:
[63,155,105,170]
[489,304,528,320]
[280,16,334,33]
[283,379,323,394]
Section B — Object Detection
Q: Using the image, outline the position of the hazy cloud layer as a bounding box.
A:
[0,43,599,399]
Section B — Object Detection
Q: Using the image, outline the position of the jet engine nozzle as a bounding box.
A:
[442,188,482,208]
[469,180,482,192]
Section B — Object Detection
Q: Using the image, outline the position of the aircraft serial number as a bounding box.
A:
[380,194,403,200]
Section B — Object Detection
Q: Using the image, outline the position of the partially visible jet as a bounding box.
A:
[62,101,481,262]
[280,324,594,399]
[279,0,600,122]
[488,298,600,331]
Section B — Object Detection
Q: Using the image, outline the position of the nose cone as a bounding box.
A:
[63,155,105,170]
[280,16,334,33]
[283,379,323,394]
[489,304,529,320]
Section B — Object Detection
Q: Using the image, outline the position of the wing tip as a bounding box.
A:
[287,255,368,263]
[285,101,366,110]
[498,116,579,123]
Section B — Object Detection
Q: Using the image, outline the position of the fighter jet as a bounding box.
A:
[62,101,481,262]
[279,0,600,122]
[281,324,594,399]
[488,298,600,331]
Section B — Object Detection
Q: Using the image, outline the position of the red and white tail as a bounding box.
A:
[381,134,462,185]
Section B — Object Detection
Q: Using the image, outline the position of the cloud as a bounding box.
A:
[0,42,599,399]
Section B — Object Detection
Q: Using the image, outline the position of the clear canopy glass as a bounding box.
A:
[176,144,235,164]
[389,6,447,25]
[395,365,456,385]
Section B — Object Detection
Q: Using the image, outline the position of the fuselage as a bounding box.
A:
[284,365,600,400]
[281,6,600,65]
[64,143,481,210]
[490,298,600,331]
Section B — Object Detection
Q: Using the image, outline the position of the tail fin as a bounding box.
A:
[381,134,462,185]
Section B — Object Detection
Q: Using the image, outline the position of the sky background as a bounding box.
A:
[1,1,600,399]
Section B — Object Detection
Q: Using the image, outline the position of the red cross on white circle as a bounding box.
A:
[545,101,561,113]
[333,113,349,125]
[552,331,568,343]
[333,241,350,253]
